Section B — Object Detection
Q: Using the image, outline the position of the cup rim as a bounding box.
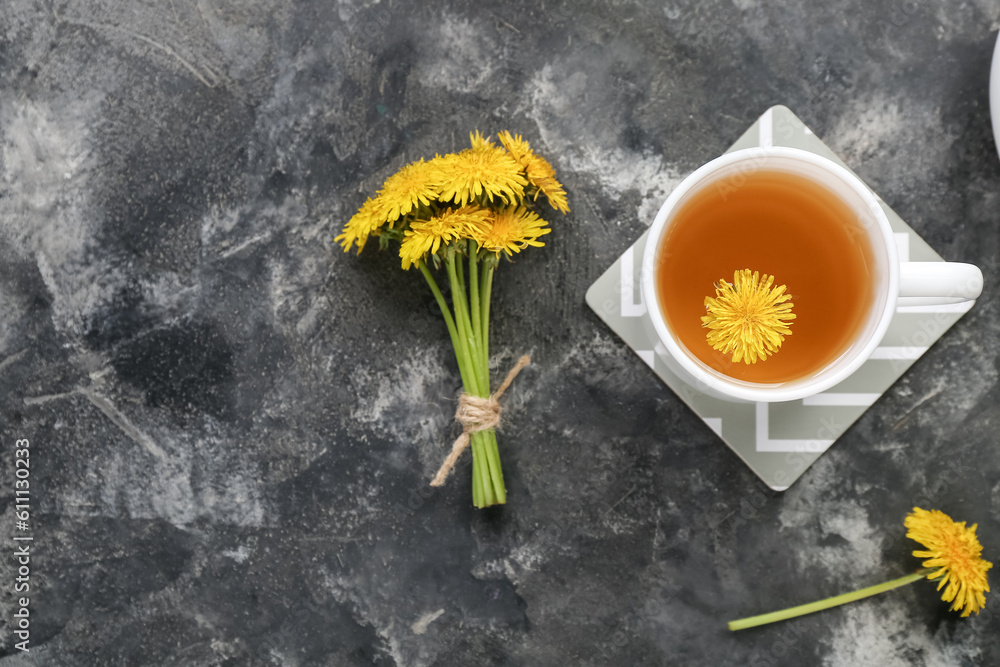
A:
[640,146,900,403]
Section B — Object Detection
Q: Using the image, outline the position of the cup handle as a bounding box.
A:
[898,262,983,306]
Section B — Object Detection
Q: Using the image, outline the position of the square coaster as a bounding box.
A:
[585,105,976,491]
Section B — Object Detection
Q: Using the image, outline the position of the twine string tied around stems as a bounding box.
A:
[430,355,531,487]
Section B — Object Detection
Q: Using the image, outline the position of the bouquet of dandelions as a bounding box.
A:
[336,131,569,508]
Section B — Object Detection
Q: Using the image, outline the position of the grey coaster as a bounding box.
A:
[585,105,975,491]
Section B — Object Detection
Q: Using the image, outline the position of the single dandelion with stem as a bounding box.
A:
[729,507,993,631]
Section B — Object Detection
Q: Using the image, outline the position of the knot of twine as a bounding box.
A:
[430,355,531,487]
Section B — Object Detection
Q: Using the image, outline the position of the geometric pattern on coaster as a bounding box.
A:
[585,105,975,491]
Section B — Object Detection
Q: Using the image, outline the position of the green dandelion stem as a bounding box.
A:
[444,251,506,508]
[468,241,487,393]
[476,254,504,506]
[445,254,482,398]
[480,259,494,376]
[480,427,505,505]
[419,260,474,392]
[728,570,931,631]
[470,452,483,505]
[471,431,496,507]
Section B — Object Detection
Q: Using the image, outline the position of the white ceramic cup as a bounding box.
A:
[640,147,983,403]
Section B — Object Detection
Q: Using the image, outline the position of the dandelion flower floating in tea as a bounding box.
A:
[701,269,795,364]
[905,507,993,617]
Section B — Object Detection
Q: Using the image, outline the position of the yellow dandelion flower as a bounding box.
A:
[399,205,492,270]
[498,130,570,214]
[701,269,795,364]
[377,158,441,223]
[497,130,533,164]
[526,159,570,214]
[471,206,551,256]
[433,132,527,207]
[905,507,993,617]
[469,129,493,152]
[334,196,388,253]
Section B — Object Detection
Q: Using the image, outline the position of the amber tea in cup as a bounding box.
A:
[654,168,876,384]
[642,147,981,403]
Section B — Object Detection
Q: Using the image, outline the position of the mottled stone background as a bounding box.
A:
[1,1,998,665]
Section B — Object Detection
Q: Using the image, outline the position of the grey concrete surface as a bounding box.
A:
[0,1,998,665]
